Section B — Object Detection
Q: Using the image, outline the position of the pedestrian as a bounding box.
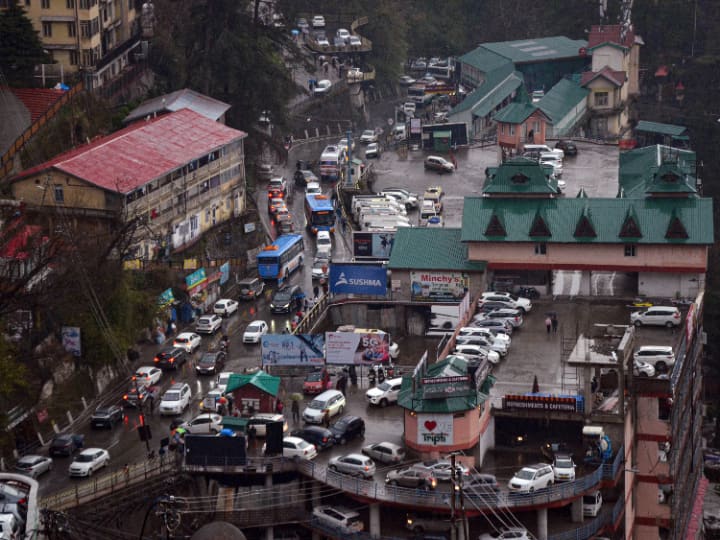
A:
[313,285,320,298]
[276,400,284,414]
[552,314,558,333]
[323,412,330,428]
[340,216,346,233]
[545,316,552,334]
[147,388,155,416]
[291,399,300,424]
[247,425,257,449]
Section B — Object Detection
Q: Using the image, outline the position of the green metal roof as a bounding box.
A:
[537,78,589,123]
[388,228,486,271]
[492,101,541,124]
[458,46,512,72]
[635,120,688,137]
[225,371,280,396]
[461,197,714,245]
[450,67,524,117]
[483,157,559,194]
[481,36,588,64]
[619,145,698,197]
[221,416,249,431]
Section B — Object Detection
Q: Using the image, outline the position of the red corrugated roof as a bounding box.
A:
[580,67,627,88]
[13,109,247,194]
[587,24,635,50]
[7,87,66,123]
[0,221,43,260]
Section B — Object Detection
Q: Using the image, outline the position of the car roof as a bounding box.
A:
[637,345,673,351]
[136,365,158,372]
[284,436,306,444]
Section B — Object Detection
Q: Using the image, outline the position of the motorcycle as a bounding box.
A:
[368,363,395,385]
[517,286,540,299]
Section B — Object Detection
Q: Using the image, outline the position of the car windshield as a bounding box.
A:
[306,372,323,382]
[53,436,71,445]
[334,418,350,428]
[515,469,535,480]
[199,353,218,364]
[377,381,391,391]
[163,392,180,401]
[555,458,573,468]
[95,408,112,415]
[247,323,263,332]
[274,290,292,302]
[218,374,230,385]
[75,454,95,463]
[309,399,325,409]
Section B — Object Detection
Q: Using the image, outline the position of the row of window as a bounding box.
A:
[41,18,98,38]
[533,243,637,256]
[36,0,100,9]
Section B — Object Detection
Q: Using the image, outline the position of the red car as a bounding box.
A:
[303,369,332,394]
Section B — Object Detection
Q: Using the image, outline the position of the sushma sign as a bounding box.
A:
[329,263,387,296]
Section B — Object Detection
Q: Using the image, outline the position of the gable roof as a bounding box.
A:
[11,109,247,194]
[635,120,688,138]
[225,370,280,396]
[481,36,588,64]
[458,47,511,73]
[537,78,590,123]
[123,88,231,124]
[619,145,698,197]
[580,67,626,87]
[7,87,67,123]
[449,66,524,117]
[483,157,559,195]
[388,228,486,271]
[461,197,713,245]
[493,101,546,124]
[587,24,635,51]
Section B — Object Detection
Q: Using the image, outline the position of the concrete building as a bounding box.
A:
[493,101,551,157]
[9,108,248,260]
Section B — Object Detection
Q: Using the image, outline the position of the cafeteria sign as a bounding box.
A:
[417,414,453,446]
[410,271,468,302]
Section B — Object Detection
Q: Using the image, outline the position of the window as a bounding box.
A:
[594,92,609,107]
[509,125,515,136]
[67,22,76,37]
[53,185,64,203]
[66,0,74,6]
[41,0,49,8]
[42,22,52,37]
[534,243,547,255]
[624,244,636,257]
[80,21,90,37]
[69,50,79,65]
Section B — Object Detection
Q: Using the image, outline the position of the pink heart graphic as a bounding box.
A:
[424,420,437,431]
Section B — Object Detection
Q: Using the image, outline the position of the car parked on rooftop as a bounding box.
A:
[633,358,656,377]
[630,306,681,327]
[386,467,437,490]
[361,441,406,464]
[633,346,676,372]
[508,463,554,493]
[328,453,376,478]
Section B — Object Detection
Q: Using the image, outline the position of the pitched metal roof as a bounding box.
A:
[492,101,545,124]
[388,228,486,271]
[124,88,231,124]
[580,67,626,87]
[225,370,280,396]
[449,67,524,117]
[587,24,635,51]
[619,145,698,197]
[12,109,247,194]
[537,78,589,123]
[481,36,588,63]
[457,46,511,72]
[483,157,559,195]
[635,121,688,137]
[461,197,713,245]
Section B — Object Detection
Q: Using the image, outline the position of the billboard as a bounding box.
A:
[329,264,387,296]
[410,271,469,302]
[261,334,325,367]
[325,331,391,365]
[352,231,396,259]
[417,413,454,446]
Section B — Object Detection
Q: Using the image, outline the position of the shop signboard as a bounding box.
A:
[158,288,175,308]
[417,413,453,446]
[329,264,387,296]
[410,271,468,302]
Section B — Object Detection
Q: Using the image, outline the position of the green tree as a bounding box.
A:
[0,3,51,86]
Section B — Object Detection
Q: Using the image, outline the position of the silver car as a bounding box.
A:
[328,453,376,478]
[15,455,53,478]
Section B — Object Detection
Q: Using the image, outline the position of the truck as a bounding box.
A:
[319,145,346,181]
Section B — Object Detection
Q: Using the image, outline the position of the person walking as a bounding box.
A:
[545,316,552,334]
[276,400,284,415]
[147,388,156,416]
[291,399,300,424]
[551,314,558,333]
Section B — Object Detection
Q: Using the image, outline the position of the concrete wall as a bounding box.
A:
[638,271,703,299]
[591,46,624,72]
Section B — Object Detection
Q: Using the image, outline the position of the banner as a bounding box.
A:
[325,331,390,365]
[352,232,396,259]
[261,334,325,366]
[329,264,387,296]
[158,288,175,308]
[61,326,82,357]
[410,271,468,302]
[219,262,230,286]
[185,268,207,290]
[417,413,454,446]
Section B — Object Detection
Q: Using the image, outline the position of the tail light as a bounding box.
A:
[674,312,680,318]
[153,358,159,363]
[169,357,175,364]
[322,437,328,443]
[364,465,369,471]
[123,394,129,400]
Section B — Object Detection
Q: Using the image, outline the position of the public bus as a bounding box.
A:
[408,84,434,107]
[256,234,305,282]
[426,62,454,81]
[304,194,336,234]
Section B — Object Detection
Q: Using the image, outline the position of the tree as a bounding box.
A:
[0,3,52,86]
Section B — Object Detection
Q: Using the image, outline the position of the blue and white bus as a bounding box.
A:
[304,194,336,234]
[256,234,305,282]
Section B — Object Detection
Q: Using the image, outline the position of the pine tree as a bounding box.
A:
[0,3,52,86]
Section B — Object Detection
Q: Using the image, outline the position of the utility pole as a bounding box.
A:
[345,129,353,187]
[450,452,457,540]
[133,376,152,454]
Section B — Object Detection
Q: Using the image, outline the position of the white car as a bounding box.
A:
[213,299,239,317]
[305,181,322,195]
[398,75,416,86]
[313,505,364,534]
[328,453,376,478]
[269,436,318,460]
[316,36,330,47]
[633,346,676,372]
[182,413,223,434]
[453,344,501,364]
[303,389,346,424]
[316,230,332,256]
[412,459,470,482]
[195,314,222,335]
[508,463,554,493]
[68,448,109,477]
[173,332,201,353]
[365,142,380,159]
[630,306,681,327]
[133,366,162,386]
[248,413,288,436]
[455,335,508,356]
[552,453,576,482]
[381,188,419,209]
[159,382,192,416]
[479,528,532,540]
[479,292,533,313]
[633,358,656,377]
[420,199,441,219]
[336,28,351,42]
[457,327,511,347]
[361,442,406,464]
[348,35,362,47]
[311,15,325,28]
[15,454,53,478]
[216,371,235,393]
[314,79,332,95]
[359,130,377,143]
[540,157,563,177]
[243,320,268,344]
[366,377,402,407]
[338,137,355,152]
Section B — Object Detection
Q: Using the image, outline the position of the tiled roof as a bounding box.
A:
[225,370,280,396]
[482,36,588,63]
[461,197,713,245]
[12,109,247,194]
[619,145,698,197]
[492,101,543,124]
[580,67,626,87]
[587,24,635,50]
[483,157,559,195]
[123,88,231,124]
[635,120,688,137]
[537,78,589,123]
[449,66,523,117]
[8,87,66,123]
[388,228,486,271]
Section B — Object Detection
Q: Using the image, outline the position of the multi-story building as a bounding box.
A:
[1,0,141,89]
[9,108,248,259]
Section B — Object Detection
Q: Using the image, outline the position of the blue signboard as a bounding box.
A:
[329,264,387,296]
[185,268,207,289]
[219,262,230,286]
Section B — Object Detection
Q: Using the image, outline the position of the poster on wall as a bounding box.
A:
[325,331,391,365]
[417,413,454,446]
[261,335,325,366]
[61,326,82,357]
[410,271,469,302]
[352,232,396,259]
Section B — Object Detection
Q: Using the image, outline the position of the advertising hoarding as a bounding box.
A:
[261,334,325,367]
[352,231,396,259]
[410,271,469,302]
[329,264,387,296]
[417,413,454,446]
[325,331,391,365]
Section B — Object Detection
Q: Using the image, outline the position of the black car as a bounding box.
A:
[195,350,227,375]
[49,433,84,457]
[123,383,151,408]
[291,426,335,451]
[555,140,578,156]
[90,405,124,429]
[270,285,304,314]
[329,415,365,445]
[294,169,318,187]
[153,346,188,370]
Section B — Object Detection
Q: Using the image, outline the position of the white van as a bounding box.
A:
[524,143,564,159]
[316,230,332,257]
[583,491,603,517]
[429,304,461,330]
[319,145,346,181]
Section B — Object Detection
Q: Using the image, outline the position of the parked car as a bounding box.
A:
[361,441,406,464]
[68,448,109,477]
[213,299,239,317]
[291,426,335,451]
[424,156,455,173]
[195,350,226,375]
[243,320,268,344]
[248,413,288,436]
[477,308,524,328]
[412,460,470,482]
[633,345,676,372]
[455,335,508,356]
[15,455,53,478]
[386,467,437,489]
[583,490,603,517]
[365,142,380,159]
[398,75,416,86]
[348,35,362,47]
[555,140,578,156]
[508,463,554,493]
[405,513,451,535]
[90,405,124,429]
[314,79,332,95]
[294,169,318,187]
[336,28,351,42]
[365,377,402,407]
[272,436,318,460]
[630,306,681,327]
[478,528,532,540]
[633,358,656,377]
[295,18,308,30]
[479,292,533,313]
[360,130,377,143]
[173,332,201,353]
[465,473,500,493]
[552,453,576,482]
[303,368,332,394]
[458,326,511,347]
[311,15,325,28]
[195,314,222,335]
[381,188,419,209]
[238,277,265,300]
[453,344,501,364]
[159,382,192,416]
[49,434,84,457]
[270,285,304,314]
[420,199,441,219]
[302,389,346,424]
[328,453,376,478]
[181,413,222,434]
[153,347,188,370]
[312,505,364,534]
[134,365,162,386]
[329,415,365,445]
